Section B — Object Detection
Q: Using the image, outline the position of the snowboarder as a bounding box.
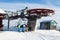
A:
[20,24,26,32]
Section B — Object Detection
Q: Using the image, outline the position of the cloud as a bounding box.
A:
[0,2,60,10]
[43,0,60,7]
[0,2,56,11]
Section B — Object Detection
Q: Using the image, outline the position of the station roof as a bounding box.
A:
[41,20,57,23]
[27,8,54,14]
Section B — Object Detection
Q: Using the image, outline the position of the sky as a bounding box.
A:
[1,0,60,29]
[0,0,60,10]
[0,0,59,11]
[0,0,60,6]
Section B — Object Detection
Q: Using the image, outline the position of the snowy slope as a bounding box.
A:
[0,30,60,40]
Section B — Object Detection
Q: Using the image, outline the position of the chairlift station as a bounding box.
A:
[0,7,54,31]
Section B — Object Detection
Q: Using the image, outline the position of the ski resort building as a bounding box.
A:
[39,20,57,30]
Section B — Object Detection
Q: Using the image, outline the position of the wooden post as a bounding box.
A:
[0,15,3,31]
[8,17,10,29]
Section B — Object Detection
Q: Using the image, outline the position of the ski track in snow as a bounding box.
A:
[0,30,60,40]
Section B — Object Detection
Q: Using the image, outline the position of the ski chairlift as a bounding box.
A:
[26,8,54,31]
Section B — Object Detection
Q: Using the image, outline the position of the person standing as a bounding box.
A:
[17,18,22,32]
[25,25,28,32]
[17,24,20,32]
[20,24,25,32]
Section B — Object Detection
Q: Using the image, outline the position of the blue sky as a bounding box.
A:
[0,0,47,3]
[0,0,41,2]
[0,0,60,6]
[0,0,60,8]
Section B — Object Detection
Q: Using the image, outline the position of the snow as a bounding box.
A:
[0,9,6,14]
[0,30,60,40]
